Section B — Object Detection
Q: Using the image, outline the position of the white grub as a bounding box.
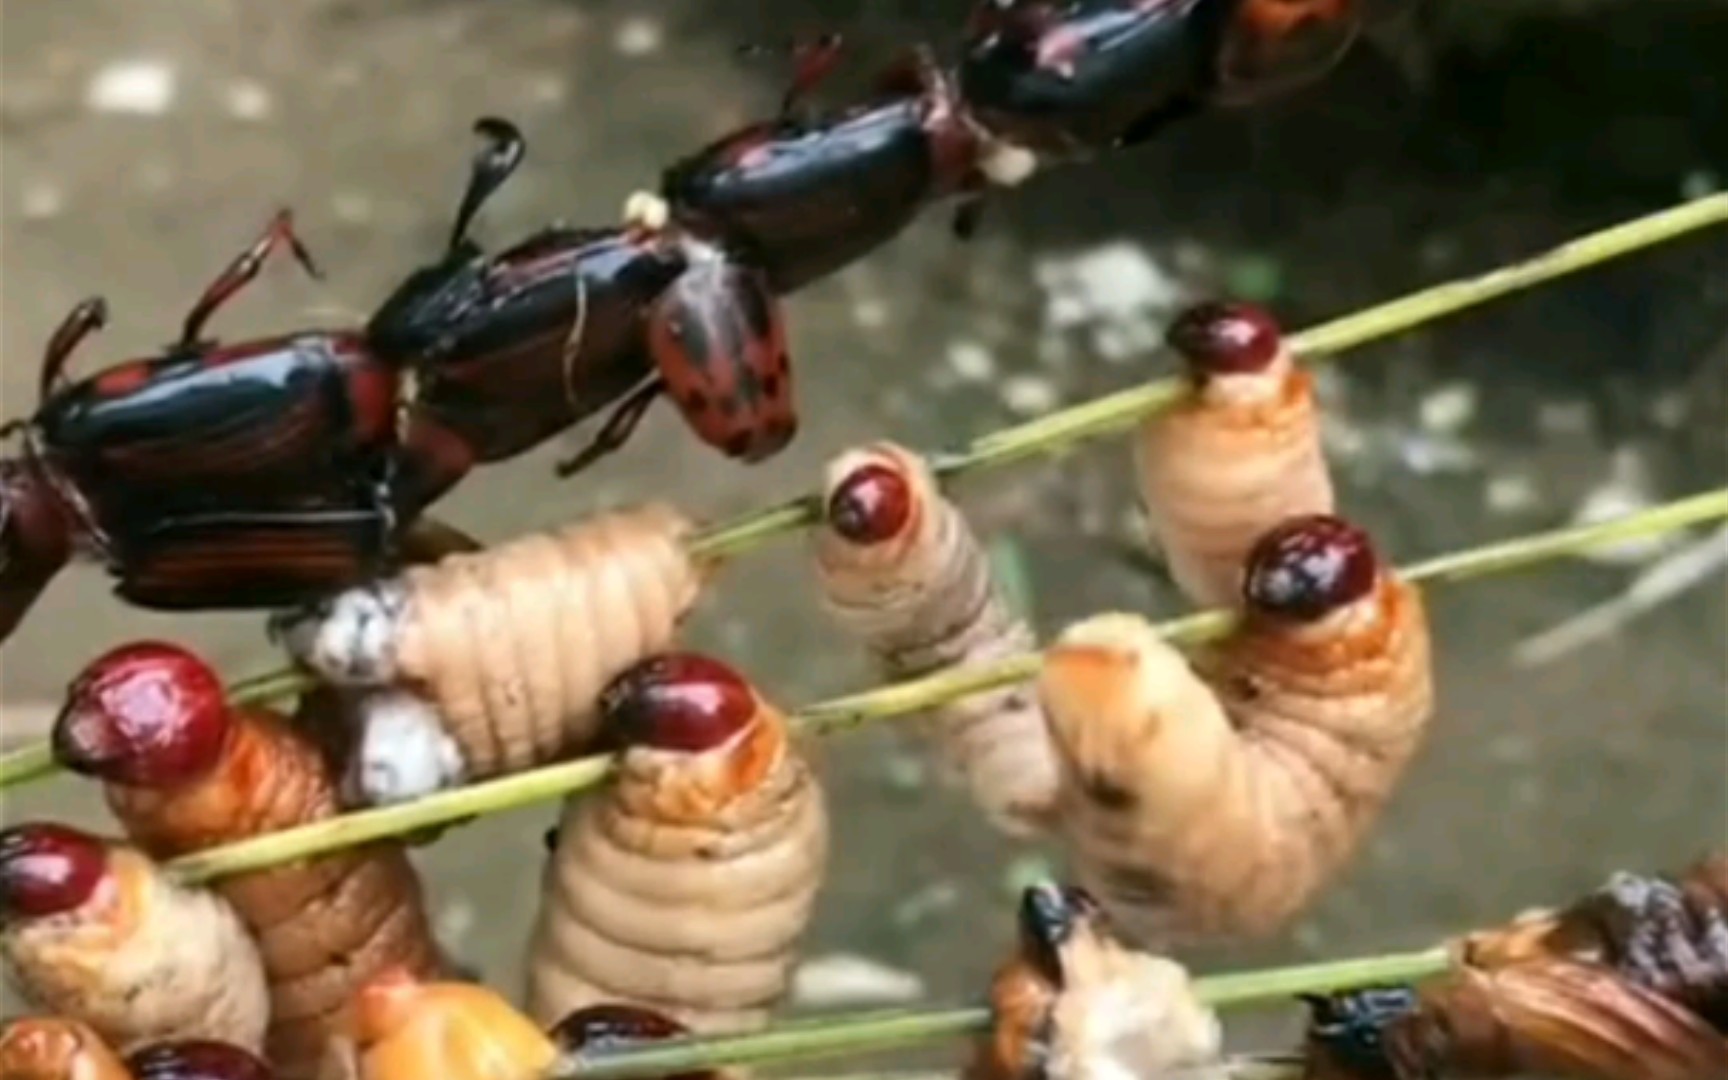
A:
[345,689,467,806]
[790,954,926,1009]
[271,583,410,686]
[613,16,664,57]
[85,59,178,116]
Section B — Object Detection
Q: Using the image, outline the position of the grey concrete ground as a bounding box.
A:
[2,0,1724,1063]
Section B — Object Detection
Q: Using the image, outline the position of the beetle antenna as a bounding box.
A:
[449,116,527,254]
[40,297,108,405]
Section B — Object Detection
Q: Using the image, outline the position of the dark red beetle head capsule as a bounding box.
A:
[0,457,76,646]
[0,822,109,922]
[597,653,758,754]
[1165,301,1284,379]
[1016,883,1102,986]
[126,1041,275,1080]
[550,1004,714,1080]
[52,641,231,788]
[1242,514,1378,623]
[827,462,913,545]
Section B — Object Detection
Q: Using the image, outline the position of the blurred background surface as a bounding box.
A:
[2,0,1725,1057]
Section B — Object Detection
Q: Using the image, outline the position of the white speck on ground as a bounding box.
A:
[85,59,177,115]
[1032,242,1185,362]
[224,78,273,122]
[1000,374,1060,416]
[1570,446,1676,566]
[613,16,664,57]
[1419,382,1478,434]
[1485,472,1542,515]
[851,297,890,329]
[791,954,927,1008]
[947,340,997,383]
[1536,400,1593,437]
[19,182,65,221]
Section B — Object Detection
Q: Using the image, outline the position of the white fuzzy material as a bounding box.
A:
[346,689,466,806]
[979,140,1039,187]
[271,583,407,685]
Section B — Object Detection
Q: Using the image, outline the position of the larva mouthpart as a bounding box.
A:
[525,687,829,1034]
[0,837,270,1057]
[812,441,1059,838]
[1133,300,1334,612]
[87,688,447,1080]
[1039,548,1433,946]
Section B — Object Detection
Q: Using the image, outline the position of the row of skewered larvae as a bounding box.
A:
[10,853,1726,1080]
[5,297,1416,1066]
[3,646,829,1074]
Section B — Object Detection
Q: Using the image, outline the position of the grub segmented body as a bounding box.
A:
[275,503,709,806]
[812,442,1057,836]
[1038,515,1433,945]
[0,1016,132,1080]
[1132,301,1333,611]
[525,655,830,1033]
[71,701,445,1080]
[0,827,269,1056]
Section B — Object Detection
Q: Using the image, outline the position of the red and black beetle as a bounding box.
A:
[366,117,797,503]
[0,211,406,645]
[662,39,992,293]
[957,0,1361,159]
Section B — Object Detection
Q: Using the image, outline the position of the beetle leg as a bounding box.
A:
[448,116,528,254]
[393,411,480,518]
[179,209,323,348]
[552,377,666,479]
[952,197,988,241]
[738,32,845,121]
[38,297,109,405]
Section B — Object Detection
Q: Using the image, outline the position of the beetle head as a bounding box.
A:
[0,454,74,645]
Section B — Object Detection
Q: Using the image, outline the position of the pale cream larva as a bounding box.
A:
[1133,301,1334,612]
[273,503,712,805]
[811,442,1058,837]
[0,823,269,1056]
[1039,514,1433,946]
[967,883,1223,1080]
[525,653,829,1034]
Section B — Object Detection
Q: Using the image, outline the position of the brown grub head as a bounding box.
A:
[52,640,230,787]
[598,653,758,754]
[126,1041,275,1080]
[827,461,913,545]
[1165,301,1284,379]
[0,822,109,921]
[1242,514,1378,623]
